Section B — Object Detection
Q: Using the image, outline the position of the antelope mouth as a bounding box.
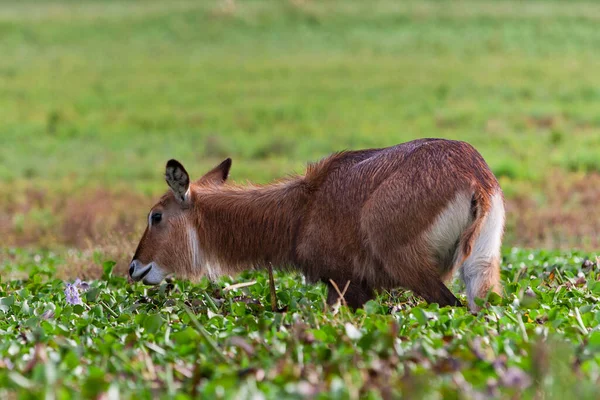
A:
[139,266,152,282]
[131,264,153,282]
[141,263,166,285]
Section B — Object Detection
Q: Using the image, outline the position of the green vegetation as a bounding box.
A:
[1,0,600,189]
[1,249,600,398]
[1,1,600,398]
[3,0,600,250]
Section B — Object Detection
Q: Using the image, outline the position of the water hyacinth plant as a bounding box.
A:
[63,279,89,305]
[1,249,600,398]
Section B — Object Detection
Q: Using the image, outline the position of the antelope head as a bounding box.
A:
[129,158,231,284]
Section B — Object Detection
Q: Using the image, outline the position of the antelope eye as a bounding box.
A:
[151,212,162,224]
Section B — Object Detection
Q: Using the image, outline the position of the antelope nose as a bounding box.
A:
[129,261,137,278]
[129,260,153,282]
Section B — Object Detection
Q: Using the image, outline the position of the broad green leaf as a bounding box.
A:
[143,313,164,335]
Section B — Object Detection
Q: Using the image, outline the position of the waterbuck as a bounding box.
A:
[129,138,505,311]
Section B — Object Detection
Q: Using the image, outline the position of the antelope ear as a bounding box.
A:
[198,158,232,185]
[165,159,190,203]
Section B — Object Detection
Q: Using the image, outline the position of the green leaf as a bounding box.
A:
[487,292,503,306]
[86,287,100,302]
[9,372,35,389]
[0,295,14,306]
[117,313,132,323]
[143,313,164,335]
[231,302,247,316]
[83,366,108,398]
[364,300,384,315]
[521,294,540,310]
[171,327,201,345]
[102,261,116,280]
[0,295,14,312]
[588,331,600,350]
[589,281,600,295]
[412,308,431,325]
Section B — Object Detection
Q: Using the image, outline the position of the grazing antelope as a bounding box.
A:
[130,138,505,311]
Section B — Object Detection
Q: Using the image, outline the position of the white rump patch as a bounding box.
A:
[460,191,505,309]
[424,191,473,267]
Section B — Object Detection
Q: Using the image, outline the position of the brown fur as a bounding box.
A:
[131,138,504,310]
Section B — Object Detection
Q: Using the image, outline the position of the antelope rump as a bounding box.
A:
[129,138,505,311]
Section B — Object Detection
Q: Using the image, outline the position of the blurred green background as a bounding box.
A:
[1,0,599,275]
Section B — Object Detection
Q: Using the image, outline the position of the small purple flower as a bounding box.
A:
[64,279,89,305]
[74,279,90,291]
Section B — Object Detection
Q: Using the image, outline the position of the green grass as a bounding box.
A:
[2,0,600,250]
[1,0,600,191]
[1,249,600,398]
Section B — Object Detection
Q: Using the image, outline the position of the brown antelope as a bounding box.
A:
[130,138,505,311]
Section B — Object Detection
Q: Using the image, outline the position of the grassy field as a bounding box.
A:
[1,0,600,257]
[1,0,600,398]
